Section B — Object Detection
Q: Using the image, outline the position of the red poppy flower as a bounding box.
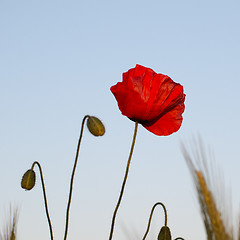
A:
[110,64,185,136]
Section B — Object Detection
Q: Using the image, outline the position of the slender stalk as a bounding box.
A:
[31,161,54,240]
[174,238,185,240]
[108,122,138,240]
[63,115,89,240]
[142,202,168,240]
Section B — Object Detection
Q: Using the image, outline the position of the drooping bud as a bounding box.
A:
[21,169,36,190]
[158,226,172,240]
[87,116,105,136]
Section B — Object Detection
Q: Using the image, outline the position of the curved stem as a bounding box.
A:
[108,122,138,240]
[63,115,89,240]
[31,161,54,240]
[174,238,185,240]
[142,202,167,240]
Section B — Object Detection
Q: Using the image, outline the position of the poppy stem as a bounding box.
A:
[108,121,138,240]
[63,115,90,240]
[142,202,167,240]
[31,161,54,240]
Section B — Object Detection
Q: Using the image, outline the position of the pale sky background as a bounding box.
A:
[0,0,240,239]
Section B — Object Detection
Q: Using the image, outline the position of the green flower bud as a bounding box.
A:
[158,226,172,240]
[21,169,36,190]
[87,116,105,136]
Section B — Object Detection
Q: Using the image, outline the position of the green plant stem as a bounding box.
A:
[31,161,54,240]
[108,121,138,240]
[142,202,167,240]
[63,115,89,240]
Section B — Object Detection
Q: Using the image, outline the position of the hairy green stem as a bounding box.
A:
[108,121,138,240]
[142,202,168,240]
[63,115,89,240]
[31,161,54,240]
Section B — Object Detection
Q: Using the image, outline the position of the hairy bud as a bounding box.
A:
[87,116,105,136]
[158,226,172,240]
[21,169,36,190]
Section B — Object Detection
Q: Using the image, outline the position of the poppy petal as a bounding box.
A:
[111,64,186,136]
[142,93,185,136]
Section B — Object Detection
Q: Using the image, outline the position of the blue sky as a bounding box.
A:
[0,0,240,239]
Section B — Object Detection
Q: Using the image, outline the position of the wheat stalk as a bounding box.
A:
[195,170,231,240]
[181,139,237,240]
[0,207,18,240]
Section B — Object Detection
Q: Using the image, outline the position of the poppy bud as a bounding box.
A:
[87,116,105,136]
[21,169,36,190]
[158,226,172,240]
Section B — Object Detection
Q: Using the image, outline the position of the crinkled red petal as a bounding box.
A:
[142,92,185,136]
[111,64,186,136]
